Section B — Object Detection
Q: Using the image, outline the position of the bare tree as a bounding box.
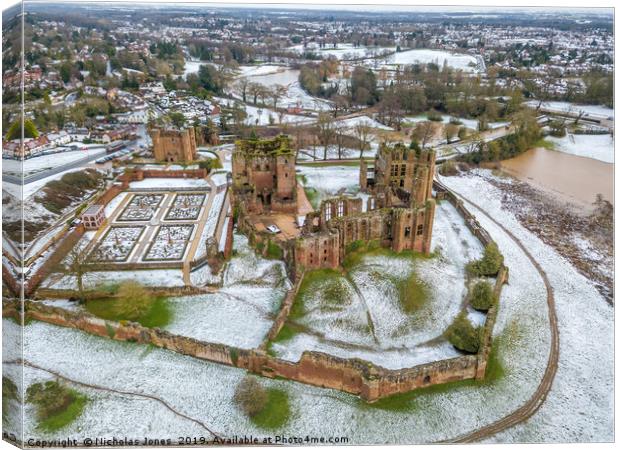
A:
[60,245,94,300]
[354,122,372,159]
[445,123,459,144]
[236,77,250,103]
[412,121,435,149]
[270,84,288,110]
[248,82,263,105]
[316,112,336,160]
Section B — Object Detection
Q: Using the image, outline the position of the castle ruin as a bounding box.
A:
[231,135,297,214]
[232,136,436,272]
[149,126,198,163]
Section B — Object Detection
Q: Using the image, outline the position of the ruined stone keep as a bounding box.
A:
[232,135,297,214]
[296,143,436,270]
[149,126,197,163]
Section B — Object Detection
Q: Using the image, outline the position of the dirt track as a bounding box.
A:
[438,185,560,443]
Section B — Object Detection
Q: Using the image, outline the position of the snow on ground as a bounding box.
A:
[288,43,394,60]
[13,172,612,443]
[228,66,332,112]
[297,146,361,161]
[3,147,107,177]
[403,113,508,131]
[370,49,479,72]
[167,234,289,348]
[439,171,613,443]
[297,164,360,201]
[4,167,87,200]
[272,200,483,369]
[103,191,128,217]
[214,97,313,126]
[525,100,614,120]
[546,133,614,164]
[194,190,226,260]
[236,65,287,77]
[128,178,210,190]
[42,269,185,289]
[336,115,393,131]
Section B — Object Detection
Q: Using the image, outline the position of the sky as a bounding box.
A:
[4,0,614,14]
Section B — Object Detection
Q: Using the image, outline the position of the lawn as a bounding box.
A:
[250,388,290,430]
[85,296,172,328]
[37,393,88,432]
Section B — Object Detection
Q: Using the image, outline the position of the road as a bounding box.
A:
[3,146,107,186]
[434,180,559,443]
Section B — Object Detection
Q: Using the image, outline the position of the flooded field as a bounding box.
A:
[501,147,614,208]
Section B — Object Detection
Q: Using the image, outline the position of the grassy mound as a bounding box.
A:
[466,243,503,277]
[234,377,290,430]
[445,311,482,353]
[3,377,18,425]
[85,281,171,328]
[394,272,429,314]
[469,280,496,311]
[26,381,87,432]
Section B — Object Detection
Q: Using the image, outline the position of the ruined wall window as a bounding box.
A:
[400,179,405,187]
[390,164,398,176]
[423,375,431,384]
[400,164,406,176]
[417,224,424,236]
[324,205,332,222]
[404,226,411,237]
[337,200,344,217]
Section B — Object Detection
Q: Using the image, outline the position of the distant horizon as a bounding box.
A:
[10,1,614,16]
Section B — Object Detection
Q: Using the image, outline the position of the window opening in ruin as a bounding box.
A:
[325,206,332,222]
[405,226,411,237]
[417,224,424,236]
[337,200,344,217]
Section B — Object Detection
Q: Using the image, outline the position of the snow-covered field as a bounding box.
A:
[370,49,479,72]
[228,66,332,112]
[439,172,613,443]
[42,268,186,289]
[129,178,210,190]
[272,200,484,368]
[215,97,313,126]
[288,43,394,60]
[3,146,107,177]
[404,114,508,131]
[546,133,614,164]
[10,167,612,442]
[297,164,360,199]
[525,100,614,120]
[166,234,290,348]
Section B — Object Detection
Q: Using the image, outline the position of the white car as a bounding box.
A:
[266,225,281,234]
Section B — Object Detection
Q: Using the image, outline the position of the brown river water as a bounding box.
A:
[500,147,614,209]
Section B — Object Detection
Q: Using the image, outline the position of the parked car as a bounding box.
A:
[266,225,281,234]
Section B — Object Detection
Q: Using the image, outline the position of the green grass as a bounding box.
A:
[303,187,320,209]
[272,323,297,343]
[249,388,290,430]
[266,241,284,260]
[533,137,556,150]
[85,296,172,328]
[290,269,344,320]
[393,272,429,314]
[37,392,88,432]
